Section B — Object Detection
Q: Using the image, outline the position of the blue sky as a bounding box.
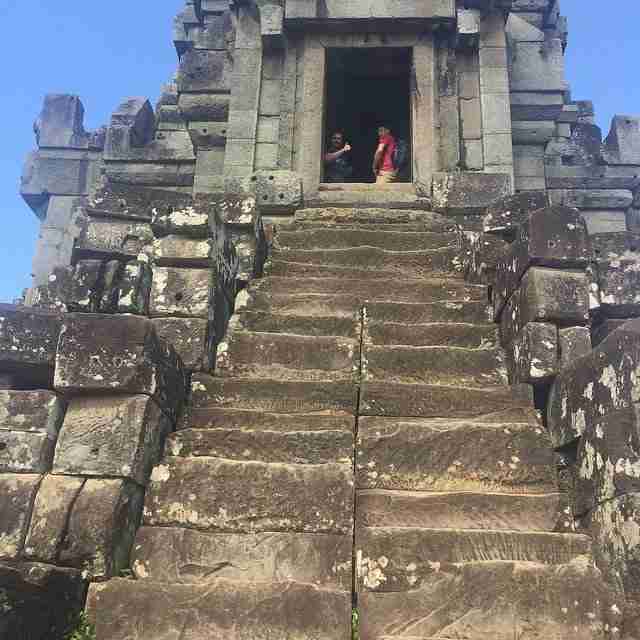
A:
[0,1,639,301]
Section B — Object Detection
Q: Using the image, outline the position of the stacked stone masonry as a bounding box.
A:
[5,0,640,638]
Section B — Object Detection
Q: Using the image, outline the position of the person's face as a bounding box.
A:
[331,133,344,148]
[378,127,389,138]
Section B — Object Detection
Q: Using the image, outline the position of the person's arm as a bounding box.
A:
[372,142,386,174]
[325,144,351,163]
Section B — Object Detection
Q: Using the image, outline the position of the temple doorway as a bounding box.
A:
[323,47,413,184]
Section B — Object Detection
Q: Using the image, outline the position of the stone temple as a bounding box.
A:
[5,0,640,638]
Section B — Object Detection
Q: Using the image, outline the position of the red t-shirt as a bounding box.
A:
[379,134,396,172]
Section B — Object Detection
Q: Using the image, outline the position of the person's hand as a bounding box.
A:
[343,143,351,152]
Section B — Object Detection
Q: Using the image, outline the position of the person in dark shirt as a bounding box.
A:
[324,131,353,183]
[372,125,397,184]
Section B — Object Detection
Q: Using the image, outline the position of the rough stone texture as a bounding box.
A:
[500,267,589,346]
[143,457,354,535]
[151,204,209,238]
[152,317,209,370]
[132,526,352,589]
[59,478,144,580]
[0,430,55,474]
[559,326,592,369]
[87,578,351,640]
[54,314,186,421]
[548,319,640,447]
[509,321,558,383]
[53,395,172,486]
[0,474,41,559]
[0,304,62,387]
[493,205,590,318]
[0,561,87,640]
[463,232,509,286]
[150,266,211,318]
[224,171,302,215]
[357,416,555,494]
[23,475,85,562]
[482,190,550,235]
[0,390,65,435]
[432,171,512,214]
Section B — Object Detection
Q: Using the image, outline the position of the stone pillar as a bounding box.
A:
[479,12,514,186]
[224,6,263,177]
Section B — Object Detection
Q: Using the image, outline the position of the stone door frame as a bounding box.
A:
[297,32,437,196]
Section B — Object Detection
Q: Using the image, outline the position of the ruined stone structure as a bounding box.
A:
[4,0,640,638]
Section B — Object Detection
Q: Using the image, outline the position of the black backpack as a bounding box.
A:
[393,139,409,170]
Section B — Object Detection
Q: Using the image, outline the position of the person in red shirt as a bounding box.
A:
[372,125,397,184]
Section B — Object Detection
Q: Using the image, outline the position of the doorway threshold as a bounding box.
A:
[319,183,415,192]
[308,184,431,210]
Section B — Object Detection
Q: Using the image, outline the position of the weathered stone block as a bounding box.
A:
[583,493,640,598]
[0,305,62,387]
[132,526,352,589]
[0,474,41,559]
[152,318,209,370]
[87,184,193,222]
[75,218,153,258]
[0,561,87,640]
[53,396,172,486]
[482,190,549,235]
[593,233,640,317]
[433,172,512,215]
[225,171,302,214]
[463,232,509,286]
[116,259,152,315]
[152,236,211,267]
[87,578,351,640]
[59,478,144,580]
[178,92,230,122]
[31,261,103,313]
[54,314,186,421]
[0,431,55,474]
[34,94,91,149]
[104,161,195,188]
[559,326,592,369]
[23,475,85,562]
[549,189,634,210]
[605,115,640,165]
[150,266,211,318]
[548,319,640,447]
[494,206,590,318]
[500,267,589,347]
[143,457,354,535]
[510,322,558,383]
[177,50,231,93]
[151,203,209,238]
[0,390,65,434]
[581,210,628,235]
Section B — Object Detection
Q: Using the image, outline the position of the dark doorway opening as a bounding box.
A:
[324,47,412,184]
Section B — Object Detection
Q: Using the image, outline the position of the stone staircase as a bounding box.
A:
[88,207,617,639]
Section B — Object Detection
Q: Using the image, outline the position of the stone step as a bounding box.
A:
[237,310,359,338]
[216,332,358,382]
[144,456,354,534]
[268,260,464,281]
[275,229,458,252]
[364,300,490,324]
[293,207,454,231]
[289,222,456,234]
[356,417,555,494]
[359,382,534,420]
[87,578,351,640]
[367,322,498,348]
[358,559,617,639]
[191,374,357,415]
[249,292,361,318]
[364,345,507,387]
[131,526,352,589]
[357,490,571,532]
[270,246,461,275]
[305,189,426,210]
[167,428,353,465]
[188,407,355,433]
[252,276,485,304]
[357,528,592,582]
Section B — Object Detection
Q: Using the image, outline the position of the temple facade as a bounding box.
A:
[3,1,640,639]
